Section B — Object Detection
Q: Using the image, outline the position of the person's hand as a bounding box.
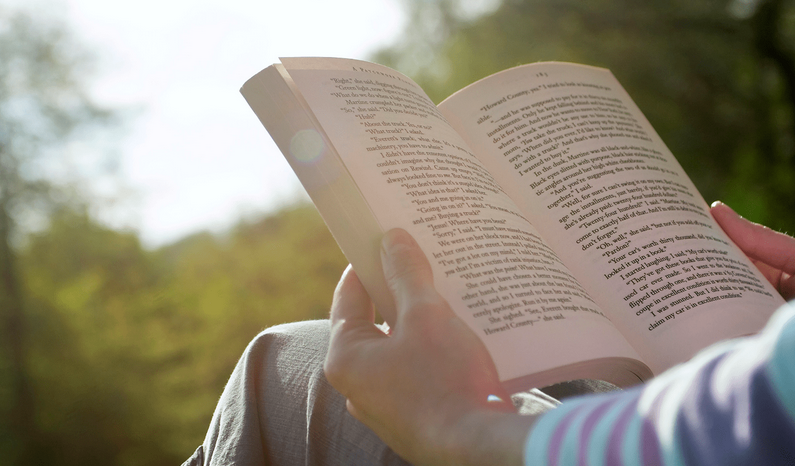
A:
[711,201,795,301]
[324,229,535,466]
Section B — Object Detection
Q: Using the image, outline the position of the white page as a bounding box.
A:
[439,62,785,373]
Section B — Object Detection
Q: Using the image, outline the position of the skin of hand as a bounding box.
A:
[324,228,536,466]
[711,201,795,301]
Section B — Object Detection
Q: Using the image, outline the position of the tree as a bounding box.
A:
[374,0,795,233]
[0,7,113,463]
[0,8,348,465]
[15,203,347,465]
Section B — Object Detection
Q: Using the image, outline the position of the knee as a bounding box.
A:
[245,319,331,359]
[236,319,332,385]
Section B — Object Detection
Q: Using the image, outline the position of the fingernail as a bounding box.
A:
[334,264,355,295]
[710,200,724,208]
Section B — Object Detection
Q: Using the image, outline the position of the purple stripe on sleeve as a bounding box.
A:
[577,398,618,466]
[605,397,639,465]
[548,404,588,466]
[640,417,663,466]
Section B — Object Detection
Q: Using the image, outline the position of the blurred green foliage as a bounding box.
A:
[2,0,794,465]
[17,205,346,465]
[0,7,114,464]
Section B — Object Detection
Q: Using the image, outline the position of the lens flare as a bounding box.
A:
[289,129,324,163]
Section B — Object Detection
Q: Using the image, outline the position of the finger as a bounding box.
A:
[325,265,387,390]
[751,258,786,287]
[381,228,435,292]
[711,201,795,277]
[752,259,795,300]
[330,265,376,327]
[380,229,449,317]
[781,275,795,302]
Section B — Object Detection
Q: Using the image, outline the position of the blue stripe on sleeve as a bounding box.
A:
[766,306,795,422]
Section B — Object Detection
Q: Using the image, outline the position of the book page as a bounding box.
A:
[439,62,785,374]
[277,58,648,386]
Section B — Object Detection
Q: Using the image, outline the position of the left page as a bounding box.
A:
[243,57,649,390]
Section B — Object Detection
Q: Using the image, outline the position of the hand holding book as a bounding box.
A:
[326,228,530,466]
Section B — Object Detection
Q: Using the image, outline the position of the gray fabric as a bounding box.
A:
[184,319,562,466]
[539,379,619,401]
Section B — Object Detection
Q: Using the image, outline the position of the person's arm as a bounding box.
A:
[525,300,795,466]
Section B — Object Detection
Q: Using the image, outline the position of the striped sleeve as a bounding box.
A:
[525,302,795,466]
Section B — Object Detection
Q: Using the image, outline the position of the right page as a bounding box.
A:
[439,62,785,374]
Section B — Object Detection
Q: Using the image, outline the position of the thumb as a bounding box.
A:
[380,229,453,322]
[380,229,515,410]
[325,265,387,394]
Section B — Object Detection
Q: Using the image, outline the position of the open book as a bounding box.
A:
[241,57,784,392]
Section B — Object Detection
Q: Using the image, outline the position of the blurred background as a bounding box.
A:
[1,0,793,464]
